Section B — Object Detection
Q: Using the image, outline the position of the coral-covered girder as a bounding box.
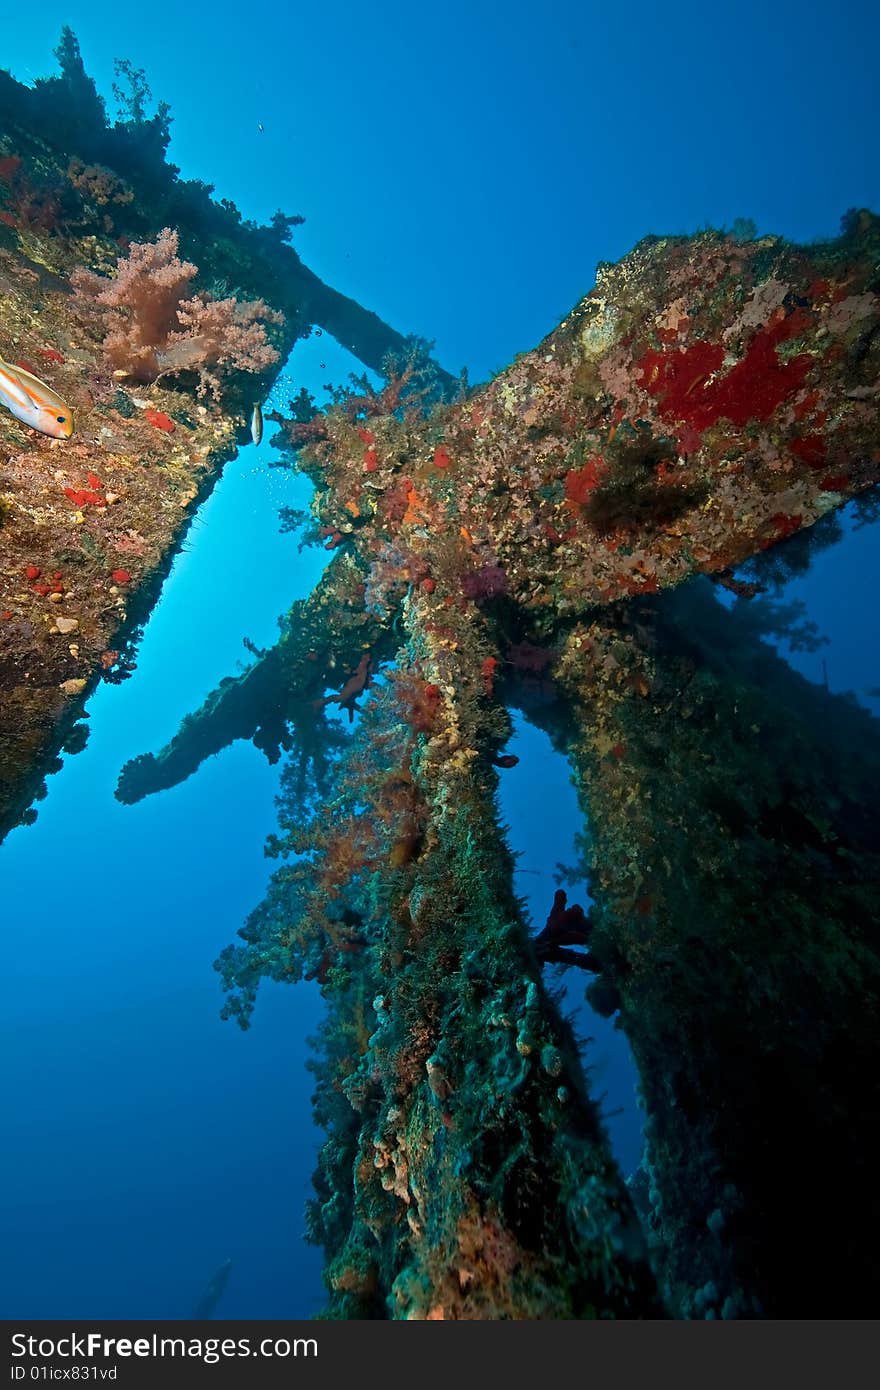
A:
[116,556,389,803]
[115,217,880,1317]
[533,583,880,1317]
[225,595,661,1316]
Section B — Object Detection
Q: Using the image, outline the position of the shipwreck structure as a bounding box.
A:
[0,31,436,839]
[3,35,880,1318]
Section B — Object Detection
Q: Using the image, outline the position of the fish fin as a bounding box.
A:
[5,362,55,390]
[0,360,67,414]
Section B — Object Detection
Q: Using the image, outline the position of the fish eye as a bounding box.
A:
[56,415,66,423]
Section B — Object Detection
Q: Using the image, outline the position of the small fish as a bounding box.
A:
[0,358,73,438]
[250,401,263,446]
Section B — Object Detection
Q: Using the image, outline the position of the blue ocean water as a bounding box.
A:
[1,3,878,1318]
[0,371,330,1317]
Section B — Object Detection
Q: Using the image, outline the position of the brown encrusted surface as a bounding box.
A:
[0,165,294,834]
[0,223,270,834]
[301,218,879,623]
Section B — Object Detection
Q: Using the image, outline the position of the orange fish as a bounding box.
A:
[0,357,73,438]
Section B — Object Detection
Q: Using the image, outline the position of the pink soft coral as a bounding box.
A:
[71,227,282,397]
[71,228,196,382]
[162,292,283,400]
